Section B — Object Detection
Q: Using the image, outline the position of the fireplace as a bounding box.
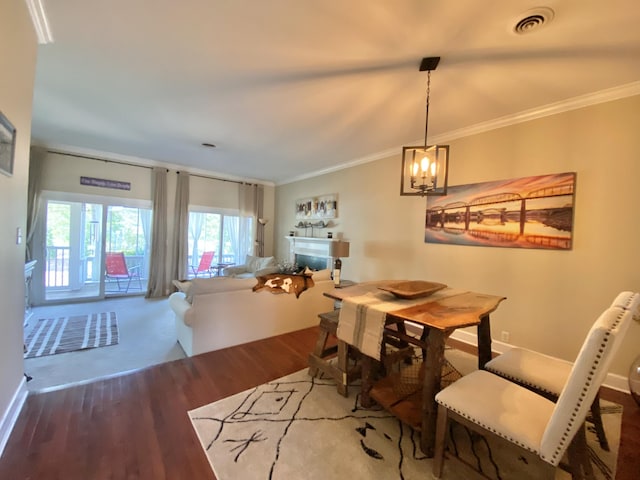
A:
[286,236,336,270]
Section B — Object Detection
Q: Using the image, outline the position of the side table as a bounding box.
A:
[211,263,233,277]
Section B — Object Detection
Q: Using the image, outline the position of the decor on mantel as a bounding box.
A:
[400,57,449,197]
[425,172,576,250]
[295,219,332,237]
[295,194,337,220]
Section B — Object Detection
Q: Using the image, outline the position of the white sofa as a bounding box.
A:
[169,269,335,356]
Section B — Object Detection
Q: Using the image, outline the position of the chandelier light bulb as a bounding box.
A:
[421,156,429,176]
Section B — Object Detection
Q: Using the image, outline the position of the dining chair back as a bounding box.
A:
[539,302,635,464]
[610,290,640,312]
[433,299,636,479]
[485,291,639,451]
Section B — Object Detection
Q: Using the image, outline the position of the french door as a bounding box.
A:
[39,193,152,303]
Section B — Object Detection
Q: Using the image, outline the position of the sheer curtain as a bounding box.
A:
[26,148,46,261]
[171,172,190,283]
[189,213,204,269]
[146,167,168,298]
[237,183,257,263]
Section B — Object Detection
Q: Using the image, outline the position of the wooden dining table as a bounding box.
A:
[324,281,506,457]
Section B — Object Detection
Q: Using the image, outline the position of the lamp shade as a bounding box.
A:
[330,240,350,258]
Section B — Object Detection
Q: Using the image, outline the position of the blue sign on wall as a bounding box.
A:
[80,176,131,191]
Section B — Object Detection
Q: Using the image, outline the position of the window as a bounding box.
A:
[188,209,253,277]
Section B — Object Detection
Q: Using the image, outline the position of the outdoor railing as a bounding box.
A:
[45,247,147,289]
[45,246,70,288]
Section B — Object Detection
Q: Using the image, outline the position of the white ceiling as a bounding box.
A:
[30,0,640,185]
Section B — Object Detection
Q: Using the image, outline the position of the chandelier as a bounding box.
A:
[400,57,449,196]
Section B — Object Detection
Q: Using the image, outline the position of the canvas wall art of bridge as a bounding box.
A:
[425,172,576,250]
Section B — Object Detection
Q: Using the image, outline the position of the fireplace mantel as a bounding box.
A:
[285,236,338,268]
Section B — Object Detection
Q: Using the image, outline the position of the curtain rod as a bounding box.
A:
[47,149,258,186]
[47,150,158,170]
[187,172,257,187]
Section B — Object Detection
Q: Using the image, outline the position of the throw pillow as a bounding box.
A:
[311,268,332,282]
[258,256,276,270]
[245,255,262,273]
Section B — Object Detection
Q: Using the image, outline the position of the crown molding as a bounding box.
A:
[277,81,640,186]
[35,143,275,187]
[434,80,640,144]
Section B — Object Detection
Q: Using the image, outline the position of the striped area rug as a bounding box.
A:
[24,312,119,359]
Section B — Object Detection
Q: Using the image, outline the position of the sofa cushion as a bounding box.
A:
[186,276,257,302]
[222,265,249,276]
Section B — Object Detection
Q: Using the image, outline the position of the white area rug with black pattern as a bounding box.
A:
[189,362,620,480]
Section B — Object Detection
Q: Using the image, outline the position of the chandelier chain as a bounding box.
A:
[423,70,431,149]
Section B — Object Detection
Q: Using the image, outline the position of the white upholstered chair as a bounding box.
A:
[484,291,639,451]
[433,301,636,480]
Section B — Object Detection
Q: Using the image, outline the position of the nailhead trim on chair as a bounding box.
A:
[621,296,634,309]
[542,308,624,464]
[619,294,640,320]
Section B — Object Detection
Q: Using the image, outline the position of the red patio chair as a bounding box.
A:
[105,252,142,292]
[191,251,215,277]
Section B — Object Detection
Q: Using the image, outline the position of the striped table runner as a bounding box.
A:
[336,289,463,360]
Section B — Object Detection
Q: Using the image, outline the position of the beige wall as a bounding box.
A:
[0,0,38,444]
[41,152,154,200]
[275,95,640,384]
[32,151,275,299]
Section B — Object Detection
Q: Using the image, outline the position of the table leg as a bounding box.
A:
[477,314,492,369]
[420,328,447,457]
[360,355,375,408]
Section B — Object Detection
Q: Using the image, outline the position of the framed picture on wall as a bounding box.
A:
[425,172,577,250]
[0,110,16,177]
[295,194,338,220]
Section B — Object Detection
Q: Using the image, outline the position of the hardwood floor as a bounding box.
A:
[1,327,638,479]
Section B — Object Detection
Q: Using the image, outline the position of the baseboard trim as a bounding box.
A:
[447,330,631,394]
[0,376,28,457]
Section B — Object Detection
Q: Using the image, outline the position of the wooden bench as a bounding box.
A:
[307,310,361,396]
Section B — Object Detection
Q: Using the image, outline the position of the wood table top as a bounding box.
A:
[325,281,506,331]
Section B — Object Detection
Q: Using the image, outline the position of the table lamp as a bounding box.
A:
[330,240,350,286]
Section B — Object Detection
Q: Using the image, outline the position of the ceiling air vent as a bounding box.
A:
[513,7,555,35]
